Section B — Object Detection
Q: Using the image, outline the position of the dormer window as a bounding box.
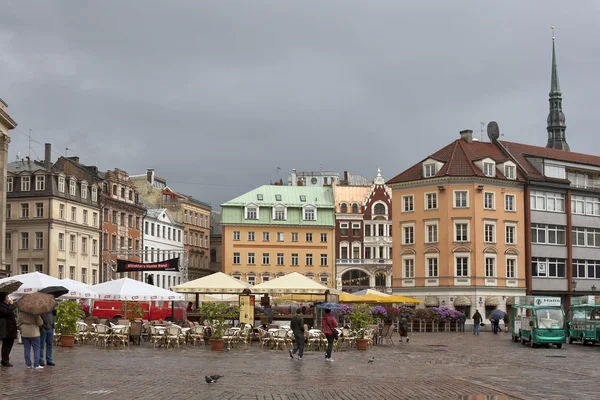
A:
[81,183,88,199]
[273,206,286,220]
[275,194,281,201]
[245,206,259,220]
[351,203,359,213]
[35,176,45,191]
[483,162,495,177]
[69,179,76,196]
[303,206,316,221]
[505,165,516,180]
[257,194,263,201]
[424,163,437,178]
[300,195,306,202]
[92,187,98,202]
[21,176,31,191]
[58,177,65,193]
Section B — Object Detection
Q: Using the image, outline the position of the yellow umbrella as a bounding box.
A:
[339,292,367,303]
[385,295,422,304]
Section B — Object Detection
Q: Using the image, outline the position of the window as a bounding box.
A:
[92,187,97,202]
[36,202,44,218]
[21,176,31,191]
[506,257,516,278]
[304,207,316,221]
[484,222,495,243]
[425,193,437,210]
[320,254,328,266]
[573,260,600,279]
[403,257,414,278]
[341,245,348,259]
[352,223,360,236]
[20,232,29,249]
[248,232,255,241]
[35,175,45,191]
[291,253,299,266]
[306,254,313,266]
[341,203,348,213]
[81,183,88,199]
[5,232,11,251]
[184,210,188,223]
[403,195,414,212]
[59,204,65,219]
[21,203,29,218]
[531,224,566,245]
[300,195,306,202]
[83,210,88,224]
[247,275,256,286]
[58,233,64,250]
[70,235,76,252]
[532,258,566,278]
[20,265,29,274]
[364,225,371,237]
[6,177,12,192]
[112,211,118,224]
[262,253,270,265]
[246,206,258,220]
[257,194,263,201]
[427,256,439,277]
[291,232,298,242]
[233,231,240,241]
[111,234,117,250]
[455,256,469,277]
[306,233,313,242]
[58,177,65,193]
[5,204,10,219]
[504,165,516,180]
[320,274,329,284]
[35,232,43,249]
[248,253,255,264]
[403,225,414,245]
[340,223,348,236]
[320,233,327,243]
[505,194,516,211]
[128,215,133,228]
[483,162,495,177]
[455,222,469,242]
[425,222,438,243]
[454,191,468,208]
[424,163,437,178]
[572,195,600,216]
[505,224,516,245]
[92,239,98,256]
[262,232,270,241]
[135,216,140,229]
[274,194,282,201]
[352,245,360,259]
[351,203,359,214]
[277,253,284,265]
[70,266,75,280]
[93,212,98,226]
[58,265,64,279]
[484,192,495,210]
[530,190,565,212]
[69,179,76,196]
[273,207,286,220]
[233,252,240,264]
[71,207,76,221]
[92,269,97,285]
[82,237,88,254]
[572,227,600,247]
[485,256,496,277]
[277,232,284,242]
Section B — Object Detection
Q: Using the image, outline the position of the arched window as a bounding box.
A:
[374,203,385,215]
[351,203,359,214]
[341,203,348,213]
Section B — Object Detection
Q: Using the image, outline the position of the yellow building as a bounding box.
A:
[387,130,526,317]
[221,185,335,286]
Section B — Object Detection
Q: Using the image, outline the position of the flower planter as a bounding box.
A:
[210,338,225,352]
[356,339,369,351]
[60,334,75,348]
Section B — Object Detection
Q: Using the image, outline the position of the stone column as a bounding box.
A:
[0,133,10,276]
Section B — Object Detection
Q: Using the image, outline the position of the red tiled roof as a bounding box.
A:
[387,139,524,185]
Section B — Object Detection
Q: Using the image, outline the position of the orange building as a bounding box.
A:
[387,130,527,318]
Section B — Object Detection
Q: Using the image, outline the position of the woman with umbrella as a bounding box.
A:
[0,292,18,367]
[16,292,56,370]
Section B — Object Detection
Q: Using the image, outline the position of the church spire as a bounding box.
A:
[546,26,570,151]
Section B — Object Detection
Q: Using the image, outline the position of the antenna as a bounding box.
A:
[28,129,32,159]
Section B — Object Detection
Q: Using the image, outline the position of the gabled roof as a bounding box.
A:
[221,185,334,208]
[387,139,526,185]
[7,160,51,174]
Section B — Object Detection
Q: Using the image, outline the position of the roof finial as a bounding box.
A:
[551,25,555,41]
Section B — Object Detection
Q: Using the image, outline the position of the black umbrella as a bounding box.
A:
[0,280,23,294]
[39,286,69,298]
[490,309,505,320]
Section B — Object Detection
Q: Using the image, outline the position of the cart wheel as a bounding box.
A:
[581,334,588,346]
[568,336,574,344]
[556,344,562,349]
[521,337,526,346]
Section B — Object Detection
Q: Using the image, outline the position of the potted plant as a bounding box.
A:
[347,304,375,351]
[55,300,85,347]
[197,302,230,351]
[371,305,388,324]
[121,301,145,322]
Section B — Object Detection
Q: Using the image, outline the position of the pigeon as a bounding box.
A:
[367,357,375,364]
[210,375,223,381]
[205,376,215,384]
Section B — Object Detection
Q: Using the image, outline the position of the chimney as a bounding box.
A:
[146,168,155,184]
[44,143,51,170]
[460,130,473,143]
[290,169,297,186]
[297,180,303,186]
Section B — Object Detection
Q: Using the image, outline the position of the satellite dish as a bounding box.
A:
[487,121,500,142]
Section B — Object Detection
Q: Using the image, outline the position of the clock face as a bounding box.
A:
[311,177,317,184]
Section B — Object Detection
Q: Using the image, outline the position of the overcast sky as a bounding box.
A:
[2,1,599,209]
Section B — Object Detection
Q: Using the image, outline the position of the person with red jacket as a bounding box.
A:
[321,309,338,362]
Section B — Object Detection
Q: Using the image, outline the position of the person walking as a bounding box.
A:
[0,293,18,367]
[17,311,44,369]
[321,308,338,362]
[458,312,467,332]
[472,310,483,335]
[398,317,409,343]
[289,309,305,360]
[39,310,56,367]
[503,313,510,333]
[264,305,274,325]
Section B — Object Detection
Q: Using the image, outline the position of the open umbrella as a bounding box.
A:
[0,280,23,294]
[39,286,69,298]
[16,292,57,315]
[490,309,505,320]
[317,303,343,310]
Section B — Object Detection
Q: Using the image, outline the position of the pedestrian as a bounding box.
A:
[39,309,56,367]
[472,310,483,335]
[398,317,409,343]
[458,312,466,332]
[16,310,44,369]
[289,309,305,360]
[489,314,499,334]
[321,308,338,362]
[264,305,274,324]
[0,292,18,367]
[503,313,510,333]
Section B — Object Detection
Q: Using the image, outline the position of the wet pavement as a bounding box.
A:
[1,331,599,399]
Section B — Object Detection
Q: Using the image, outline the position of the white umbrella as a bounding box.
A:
[60,278,99,299]
[92,278,184,301]
[0,272,64,296]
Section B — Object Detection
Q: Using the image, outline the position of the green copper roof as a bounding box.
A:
[550,39,561,94]
[221,185,334,208]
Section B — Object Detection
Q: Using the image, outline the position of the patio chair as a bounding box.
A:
[165,326,185,348]
[189,325,206,346]
[257,328,270,349]
[93,324,111,347]
[74,322,90,345]
[307,330,325,351]
[273,329,291,350]
[222,328,240,349]
[111,326,130,347]
[129,321,143,345]
[149,326,166,348]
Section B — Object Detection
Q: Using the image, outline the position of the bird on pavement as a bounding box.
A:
[210,375,223,381]
[367,357,375,364]
[205,376,215,383]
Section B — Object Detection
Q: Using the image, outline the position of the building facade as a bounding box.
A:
[0,99,17,277]
[335,169,393,293]
[221,185,335,286]
[287,169,339,187]
[142,208,185,289]
[387,131,527,317]
[6,145,101,283]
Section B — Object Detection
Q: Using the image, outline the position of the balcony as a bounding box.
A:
[363,236,392,244]
[336,259,392,265]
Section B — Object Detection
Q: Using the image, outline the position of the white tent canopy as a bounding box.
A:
[171,272,251,294]
[353,288,391,297]
[251,272,339,295]
[92,278,184,301]
[60,278,99,299]
[0,272,92,299]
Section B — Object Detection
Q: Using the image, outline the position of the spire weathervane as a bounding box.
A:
[551,25,555,40]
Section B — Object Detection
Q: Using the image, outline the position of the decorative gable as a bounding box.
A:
[422,158,444,178]
[474,157,496,177]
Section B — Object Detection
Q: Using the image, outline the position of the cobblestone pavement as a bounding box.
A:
[2,331,599,400]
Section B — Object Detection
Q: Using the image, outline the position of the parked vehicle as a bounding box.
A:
[508,296,566,348]
[567,295,600,346]
[92,300,184,321]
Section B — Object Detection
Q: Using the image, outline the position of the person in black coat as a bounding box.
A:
[0,292,18,367]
